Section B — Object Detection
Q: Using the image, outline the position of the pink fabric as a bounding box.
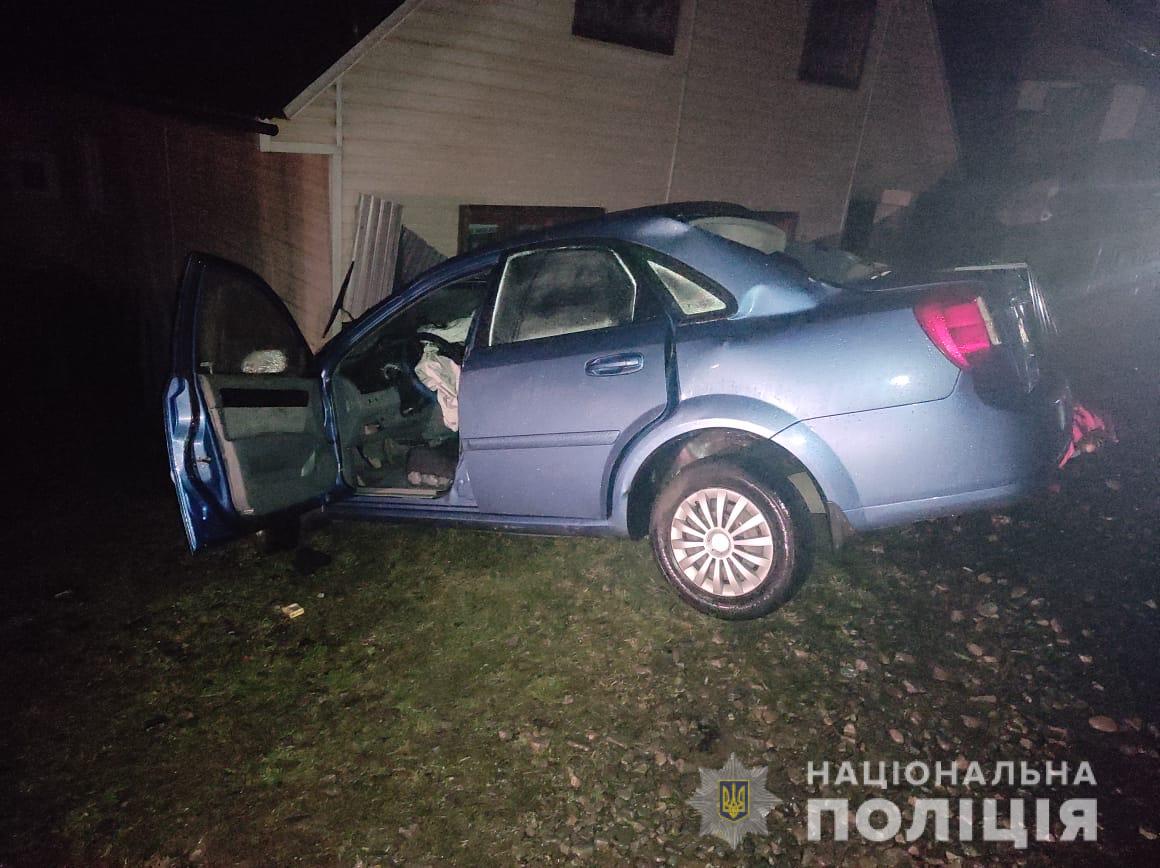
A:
[1059,403,1117,468]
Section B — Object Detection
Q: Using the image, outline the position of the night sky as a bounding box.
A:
[6,0,404,117]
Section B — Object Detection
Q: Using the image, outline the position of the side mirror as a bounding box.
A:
[240,348,289,374]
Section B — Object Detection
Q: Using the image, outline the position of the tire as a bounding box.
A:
[649,459,809,620]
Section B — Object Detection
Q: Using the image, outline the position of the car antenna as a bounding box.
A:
[323,260,356,338]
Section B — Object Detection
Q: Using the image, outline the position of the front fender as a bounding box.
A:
[607,395,862,534]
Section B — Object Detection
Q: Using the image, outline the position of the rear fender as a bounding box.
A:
[770,421,864,514]
[607,395,862,533]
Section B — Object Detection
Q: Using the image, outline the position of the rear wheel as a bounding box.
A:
[649,460,807,619]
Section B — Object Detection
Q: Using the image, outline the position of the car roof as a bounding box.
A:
[327,200,825,357]
[441,201,757,266]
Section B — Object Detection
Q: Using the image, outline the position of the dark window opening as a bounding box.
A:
[458,204,604,253]
[195,264,310,377]
[572,0,680,55]
[798,0,877,90]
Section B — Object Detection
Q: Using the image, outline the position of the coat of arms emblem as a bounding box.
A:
[719,779,749,821]
[689,754,780,848]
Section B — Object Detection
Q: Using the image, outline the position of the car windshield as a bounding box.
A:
[690,215,892,286]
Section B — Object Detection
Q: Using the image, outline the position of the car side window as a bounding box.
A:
[647,260,727,316]
[195,262,310,376]
[489,247,638,346]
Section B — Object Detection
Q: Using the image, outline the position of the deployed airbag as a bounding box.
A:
[414,344,460,432]
[413,316,471,432]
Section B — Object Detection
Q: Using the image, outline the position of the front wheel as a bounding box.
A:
[649,460,808,619]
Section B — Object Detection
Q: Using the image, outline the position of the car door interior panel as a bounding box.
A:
[218,387,310,408]
[197,374,336,517]
[164,254,344,547]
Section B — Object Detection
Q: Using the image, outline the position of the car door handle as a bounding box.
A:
[585,352,644,377]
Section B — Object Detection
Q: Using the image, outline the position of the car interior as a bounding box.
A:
[194,248,656,515]
[330,272,492,496]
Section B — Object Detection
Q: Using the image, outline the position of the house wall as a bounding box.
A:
[665,0,955,233]
[270,86,339,149]
[279,0,956,259]
[1009,0,1159,167]
[0,89,332,417]
[843,0,958,201]
[126,116,334,351]
[969,0,1160,300]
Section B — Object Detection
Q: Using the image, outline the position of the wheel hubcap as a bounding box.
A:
[669,486,777,597]
[707,530,731,555]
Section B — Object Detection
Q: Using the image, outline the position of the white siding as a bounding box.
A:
[667,0,866,239]
[392,195,462,255]
[328,0,955,255]
[853,0,958,203]
[665,0,957,238]
[339,0,690,256]
[272,85,338,149]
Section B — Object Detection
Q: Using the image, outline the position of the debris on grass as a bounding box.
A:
[1089,715,1120,733]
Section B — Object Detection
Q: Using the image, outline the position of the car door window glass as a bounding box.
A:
[195,265,310,376]
[490,247,637,345]
[647,260,727,316]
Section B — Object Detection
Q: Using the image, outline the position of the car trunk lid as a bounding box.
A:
[851,263,1058,394]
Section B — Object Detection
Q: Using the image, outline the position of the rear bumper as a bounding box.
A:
[801,371,1072,534]
[842,479,1038,532]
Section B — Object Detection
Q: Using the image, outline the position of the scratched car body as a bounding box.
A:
[165,203,1072,619]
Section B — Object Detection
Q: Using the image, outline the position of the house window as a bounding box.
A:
[798,0,877,90]
[458,204,604,253]
[572,0,680,55]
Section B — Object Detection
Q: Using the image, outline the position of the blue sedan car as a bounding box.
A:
[165,203,1072,619]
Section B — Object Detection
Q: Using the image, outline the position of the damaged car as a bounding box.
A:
[165,203,1072,619]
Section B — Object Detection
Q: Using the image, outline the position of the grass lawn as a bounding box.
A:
[4,460,1158,867]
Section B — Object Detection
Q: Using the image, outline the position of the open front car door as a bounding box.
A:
[164,253,341,549]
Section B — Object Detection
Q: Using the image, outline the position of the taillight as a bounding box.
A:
[914,291,1000,369]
